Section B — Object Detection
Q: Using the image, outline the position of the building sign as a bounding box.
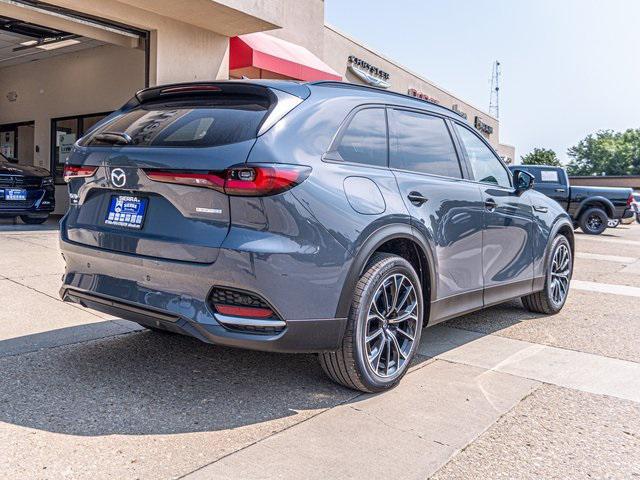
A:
[407,88,440,104]
[347,56,391,89]
[451,104,467,119]
[474,116,494,135]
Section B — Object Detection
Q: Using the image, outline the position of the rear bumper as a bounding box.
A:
[0,188,55,216]
[60,286,346,353]
[58,206,351,353]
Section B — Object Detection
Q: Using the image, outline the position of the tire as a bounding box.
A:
[522,235,572,314]
[319,253,424,393]
[20,215,48,225]
[578,208,607,235]
[607,219,620,228]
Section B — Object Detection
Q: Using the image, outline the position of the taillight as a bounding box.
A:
[627,193,634,207]
[143,164,311,197]
[63,165,98,182]
[144,170,225,190]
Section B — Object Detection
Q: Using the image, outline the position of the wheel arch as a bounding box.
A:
[335,223,436,319]
[577,196,615,219]
[545,216,575,273]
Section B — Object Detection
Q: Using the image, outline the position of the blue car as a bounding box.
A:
[59,81,573,392]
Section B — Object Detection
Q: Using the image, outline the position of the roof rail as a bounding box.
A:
[311,81,472,119]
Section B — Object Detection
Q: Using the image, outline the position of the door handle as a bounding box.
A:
[484,198,497,212]
[407,191,428,206]
[555,188,566,193]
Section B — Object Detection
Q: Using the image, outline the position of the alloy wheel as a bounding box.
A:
[550,243,571,305]
[587,214,603,232]
[364,273,419,378]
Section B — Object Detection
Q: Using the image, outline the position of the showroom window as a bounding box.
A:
[51,112,111,183]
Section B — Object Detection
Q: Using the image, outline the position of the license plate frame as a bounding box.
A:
[105,195,148,230]
[4,189,27,201]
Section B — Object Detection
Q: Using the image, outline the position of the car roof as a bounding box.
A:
[510,165,564,169]
[309,81,468,119]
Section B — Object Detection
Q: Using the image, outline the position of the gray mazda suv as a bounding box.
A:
[59,81,574,392]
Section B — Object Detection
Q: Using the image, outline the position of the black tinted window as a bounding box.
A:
[336,108,387,167]
[390,110,461,178]
[84,95,270,148]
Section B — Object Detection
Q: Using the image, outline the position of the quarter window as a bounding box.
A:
[455,124,511,187]
[390,110,461,178]
[336,108,388,167]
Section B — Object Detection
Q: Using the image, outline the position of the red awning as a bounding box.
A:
[230,32,341,82]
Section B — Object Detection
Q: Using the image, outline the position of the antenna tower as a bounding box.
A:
[489,60,501,119]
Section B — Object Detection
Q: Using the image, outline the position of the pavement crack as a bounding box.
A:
[2,276,109,321]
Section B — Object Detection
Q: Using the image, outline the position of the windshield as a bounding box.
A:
[82,95,271,148]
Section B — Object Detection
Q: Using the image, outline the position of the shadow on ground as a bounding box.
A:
[0,301,543,438]
[0,326,361,437]
[0,215,61,232]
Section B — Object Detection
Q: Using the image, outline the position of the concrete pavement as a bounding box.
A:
[1,217,639,479]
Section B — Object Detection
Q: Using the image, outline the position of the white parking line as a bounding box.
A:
[420,326,640,403]
[576,235,640,247]
[576,252,637,263]
[572,280,640,298]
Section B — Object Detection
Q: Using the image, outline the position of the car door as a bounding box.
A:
[453,122,534,306]
[388,108,485,323]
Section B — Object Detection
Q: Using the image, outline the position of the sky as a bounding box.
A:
[325,0,640,163]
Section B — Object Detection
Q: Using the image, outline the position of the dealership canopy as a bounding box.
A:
[230,32,341,82]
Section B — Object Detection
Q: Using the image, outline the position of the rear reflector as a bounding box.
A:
[214,304,275,319]
[63,165,98,182]
[143,164,311,197]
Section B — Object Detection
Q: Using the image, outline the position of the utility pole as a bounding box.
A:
[489,60,501,119]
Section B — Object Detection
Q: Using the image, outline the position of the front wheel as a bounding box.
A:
[522,235,572,314]
[319,253,424,393]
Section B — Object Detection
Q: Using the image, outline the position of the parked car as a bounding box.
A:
[508,165,634,235]
[632,192,640,224]
[59,81,574,393]
[0,154,55,224]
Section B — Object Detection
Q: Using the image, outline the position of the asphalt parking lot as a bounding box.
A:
[1,217,639,479]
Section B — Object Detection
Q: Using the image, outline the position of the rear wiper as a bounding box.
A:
[93,131,132,145]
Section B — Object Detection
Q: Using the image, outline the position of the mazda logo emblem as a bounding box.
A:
[110,168,126,188]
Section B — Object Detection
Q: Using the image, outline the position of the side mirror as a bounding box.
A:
[6,156,19,164]
[513,169,535,193]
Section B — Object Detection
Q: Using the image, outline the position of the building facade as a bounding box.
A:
[0,0,514,214]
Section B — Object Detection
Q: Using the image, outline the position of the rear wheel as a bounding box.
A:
[20,215,48,225]
[319,253,423,393]
[579,208,607,235]
[522,235,572,314]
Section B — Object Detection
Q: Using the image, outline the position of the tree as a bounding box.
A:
[566,128,640,176]
[521,148,561,166]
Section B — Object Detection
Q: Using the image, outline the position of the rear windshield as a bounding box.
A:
[82,95,271,148]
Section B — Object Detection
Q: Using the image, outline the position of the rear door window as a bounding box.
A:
[83,95,271,148]
[335,108,388,167]
[390,109,462,178]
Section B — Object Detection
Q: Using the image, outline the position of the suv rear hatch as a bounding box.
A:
[62,82,307,263]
